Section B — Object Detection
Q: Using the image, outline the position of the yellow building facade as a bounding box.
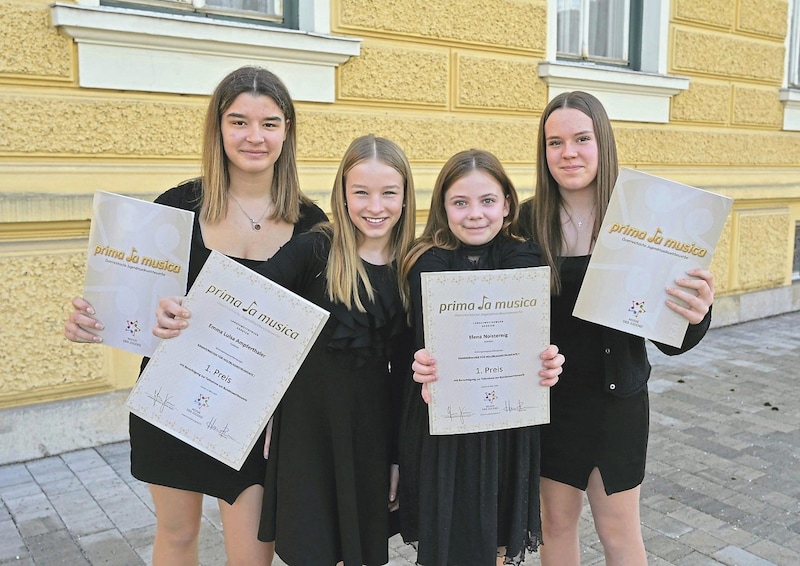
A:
[1,0,799,409]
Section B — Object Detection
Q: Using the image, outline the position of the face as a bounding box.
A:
[444,170,510,246]
[345,159,405,247]
[221,93,288,179]
[544,107,599,196]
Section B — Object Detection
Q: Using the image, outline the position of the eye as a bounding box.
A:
[577,135,593,143]
[547,140,562,147]
[482,197,497,205]
[451,199,467,207]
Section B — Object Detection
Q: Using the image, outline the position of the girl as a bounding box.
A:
[399,149,564,566]
[64,66,327,566]
[155,134,417,565]
[517,91,715,566]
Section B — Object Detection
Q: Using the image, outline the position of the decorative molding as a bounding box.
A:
[50,3,361,102]
[538,61,689,123]
[780,88,800,131]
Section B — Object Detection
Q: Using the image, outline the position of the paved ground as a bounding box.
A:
[1,311,799,565]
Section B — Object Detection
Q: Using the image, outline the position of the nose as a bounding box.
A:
[467,203,483,219]
[366,193,383,212]
[562,142,578,157]
[246,124,265,143]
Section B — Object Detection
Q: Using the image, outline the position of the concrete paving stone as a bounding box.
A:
[0,557,34,566]
[27,528,89,565]
[0,518,27,561]
[120,524,156,552]
[25,456,74,484]
[0,464,33,489]
[95,493,156,533]
[666,505,727,532]
[61,448,109,473]
[37,474,86,498]
[641,533,695,563]
[642,508,694,539]
[713,544,777,566]
[49,488,114,537]
[673,551,727,565]
[676,529,730,556]
[78,528,145,566]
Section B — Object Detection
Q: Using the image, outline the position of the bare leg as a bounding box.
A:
[585,468,647,566]
[539,477,584,566]
[218,484,274,566]
[150,484,203,566]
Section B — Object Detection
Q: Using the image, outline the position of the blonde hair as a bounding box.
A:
[326,134,417,313]
[528,91,618,294]
[401,148,521,278]
[200,66,311,224]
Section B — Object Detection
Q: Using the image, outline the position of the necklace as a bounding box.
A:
[561,203,596,229]
[229,194,270,231]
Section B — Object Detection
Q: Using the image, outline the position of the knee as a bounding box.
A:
[156,518,201,548]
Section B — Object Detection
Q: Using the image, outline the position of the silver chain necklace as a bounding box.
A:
[561,203,596,229]
[229,194,270,231]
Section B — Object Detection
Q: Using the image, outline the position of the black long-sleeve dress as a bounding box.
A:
[256,230,411,566]
[400,234,544,566]
[129,179,328,503]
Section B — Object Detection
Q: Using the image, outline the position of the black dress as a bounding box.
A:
[542,256,649,493]
[256,231,410,566]
[400,235,544,566]
[129,180,328,504]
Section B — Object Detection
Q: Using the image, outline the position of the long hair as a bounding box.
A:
[530,91,618,294]
[401,148,521,278]
[200,65,310,224]
[326,134,417,313]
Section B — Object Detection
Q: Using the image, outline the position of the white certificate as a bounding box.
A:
[573,168,732,347]
[421,267,550,435]
[83,191,194,356]
[125,251,329,470]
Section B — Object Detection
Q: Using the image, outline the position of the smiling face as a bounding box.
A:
[221,92,288,180]
[544,107,599,197]
[444,170,510,246]
[345,158,405,248]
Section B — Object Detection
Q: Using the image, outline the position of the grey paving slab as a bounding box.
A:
[0,311,798,565]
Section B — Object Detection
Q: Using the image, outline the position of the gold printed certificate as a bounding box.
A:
[421,267,550,435]
[126,251,329,470]
[83,191,194,356]
[573,168,732,347]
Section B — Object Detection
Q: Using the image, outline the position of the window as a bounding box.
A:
[782,0,800,130]
[539,0,689,123]
[105,0,290,27]
[556,0,631,66]
[51,0,360,102]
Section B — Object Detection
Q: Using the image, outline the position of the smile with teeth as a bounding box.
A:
[364,217,387,224]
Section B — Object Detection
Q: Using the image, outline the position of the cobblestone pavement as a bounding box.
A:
[1,311,799,565]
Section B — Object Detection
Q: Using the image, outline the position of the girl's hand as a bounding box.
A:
[539,344,563,387]
[412,349,436,404]
[153,296,191,339]
[64,296,104,343]
[666,269,714,325]
[388,464,399,512]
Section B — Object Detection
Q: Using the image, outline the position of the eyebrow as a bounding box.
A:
[546,130,593,140]
[225,112,283,122]
[350,183,401,190]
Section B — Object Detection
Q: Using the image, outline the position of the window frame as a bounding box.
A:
[540,0,689,123]
[50,0,360,103]
[781,0,800,131]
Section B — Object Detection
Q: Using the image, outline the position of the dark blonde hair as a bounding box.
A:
[401,148,521,277]
[200,66,311,224]
[326,134,417,313]
[529,91,618,293]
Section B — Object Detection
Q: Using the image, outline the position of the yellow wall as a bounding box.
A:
[1,0,798,408]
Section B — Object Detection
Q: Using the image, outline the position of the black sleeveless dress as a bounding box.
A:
[129,180,328,504]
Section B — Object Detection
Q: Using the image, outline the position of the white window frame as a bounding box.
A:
[539,0,689,123]
[781,0,800,131]
[50,0,361,103]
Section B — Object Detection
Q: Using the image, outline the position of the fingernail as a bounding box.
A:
[87,307,95,315]
[96,323,104,330]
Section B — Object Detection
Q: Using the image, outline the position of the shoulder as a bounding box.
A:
[412,247,452,274]
[297,202,329,233]
[495,235,542,268]
[154,179,202,211]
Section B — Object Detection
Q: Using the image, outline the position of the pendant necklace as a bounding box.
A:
[562,203,596,229]
[229,194,270,231]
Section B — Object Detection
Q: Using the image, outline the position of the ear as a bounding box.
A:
[503,194,511,217]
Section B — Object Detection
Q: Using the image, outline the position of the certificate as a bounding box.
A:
[83,191,194,356]
[421,267,550,435]
[573,168,733,347]
[125,251,329,470]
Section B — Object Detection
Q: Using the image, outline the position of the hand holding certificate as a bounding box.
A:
[421,267,550,435]
[125,251,329,470]
[573,168,732,347]
[83,191,194,356]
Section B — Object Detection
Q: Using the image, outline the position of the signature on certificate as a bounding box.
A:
[206,417,237,442]
[503,400,527,413]
[445,405,474,424]
[147,387,176,413]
